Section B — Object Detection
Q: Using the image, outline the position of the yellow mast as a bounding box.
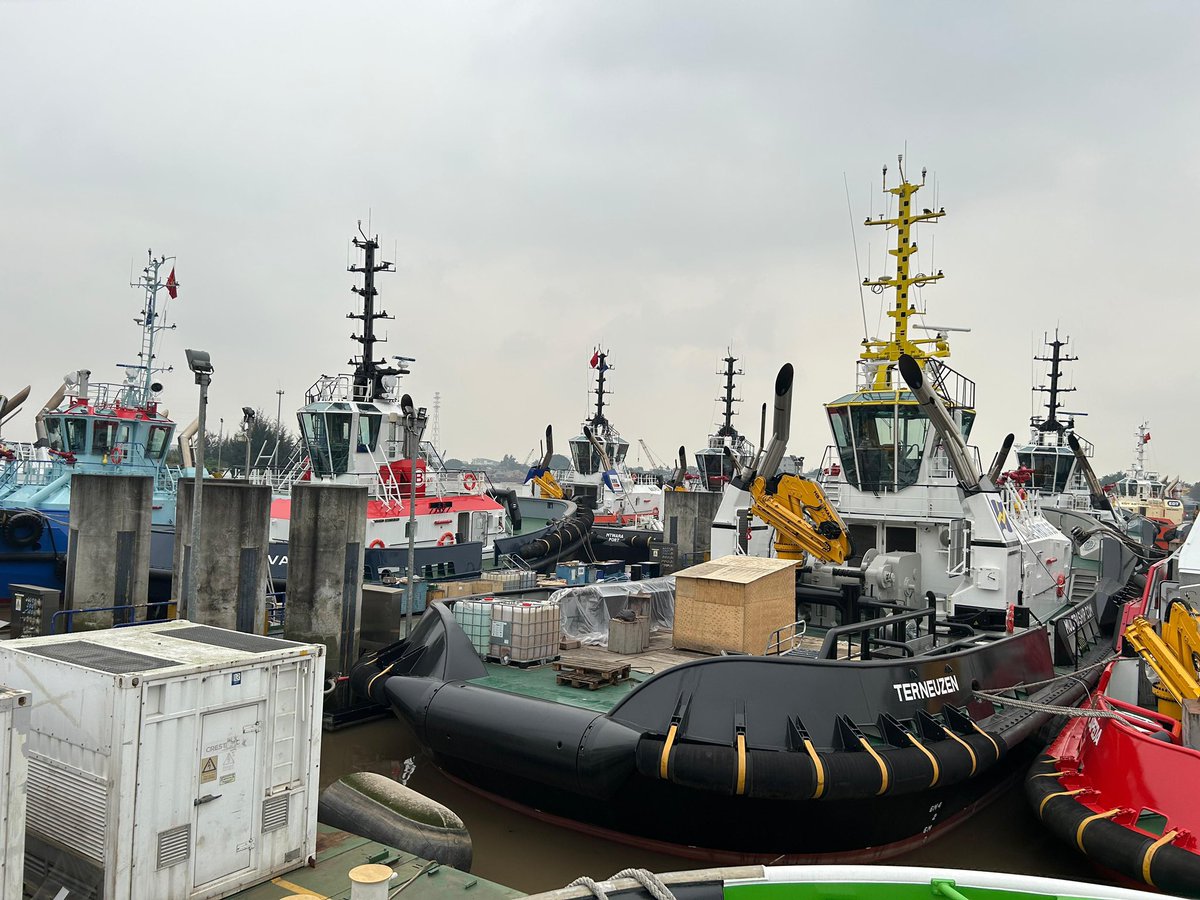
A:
[859,159,948,390]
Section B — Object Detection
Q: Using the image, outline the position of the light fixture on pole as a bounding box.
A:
[241,406,255,479]
[273,388,285,476]
[183,348,213,620]
[401,394,418,639]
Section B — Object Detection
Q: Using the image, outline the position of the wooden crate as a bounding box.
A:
[672,555,797,655]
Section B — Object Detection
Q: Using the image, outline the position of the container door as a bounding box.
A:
[193,702,263,889]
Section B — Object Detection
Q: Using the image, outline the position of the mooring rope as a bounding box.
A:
[566,869,678,900]
[987,656,1114,694]
[972,690,1126,720]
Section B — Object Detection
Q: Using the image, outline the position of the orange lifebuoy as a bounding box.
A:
[437,532,456,546]
[111,447,124,465]
[369,539,386,549]
[461,472,477,492]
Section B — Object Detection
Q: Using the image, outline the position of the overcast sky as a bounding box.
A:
[2,2,1198,478]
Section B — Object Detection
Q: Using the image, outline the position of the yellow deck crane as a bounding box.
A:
[1124,601,1200,719]
[748,471,851,564]
[724,361,852,566]
[524,424,565,500]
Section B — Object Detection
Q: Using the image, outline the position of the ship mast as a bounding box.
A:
[590,350,611,431]
[859,157,948,390]
[1032,331,1078,440]
[123,250,176,407]
[347,224,402,401]
[1131,422,1151,478]
[716,350,743,438]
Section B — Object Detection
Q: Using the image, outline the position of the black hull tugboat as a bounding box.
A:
[354,596,1104,862]
[352,161,1122,861]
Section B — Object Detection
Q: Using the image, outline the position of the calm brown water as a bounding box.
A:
[321,717,1105,895]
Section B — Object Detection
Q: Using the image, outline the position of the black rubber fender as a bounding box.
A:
[636,729,1003,802]
[319,772,472,871]
[1,511,44,549]
[1026,754,1200,897]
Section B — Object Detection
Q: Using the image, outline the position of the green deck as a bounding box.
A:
[231,825,524,900]
[473,661,648,713]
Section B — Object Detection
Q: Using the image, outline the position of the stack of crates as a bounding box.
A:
[480,570,537,592]
[453,599,496,657]
[487,601,560,665]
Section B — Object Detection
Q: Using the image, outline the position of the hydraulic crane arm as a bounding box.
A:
[748,472,851,564]
[524,424,565,500]
[1124,604,1200,719]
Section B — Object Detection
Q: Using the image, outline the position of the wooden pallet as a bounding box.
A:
[553,660,632,690]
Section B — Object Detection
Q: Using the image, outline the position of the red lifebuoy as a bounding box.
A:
[461,472,477,492]
[369,539,386,549]
[111,447,124,465]
[437,532,456,546]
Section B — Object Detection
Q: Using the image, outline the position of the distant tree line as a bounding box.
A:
[165,407,300,475]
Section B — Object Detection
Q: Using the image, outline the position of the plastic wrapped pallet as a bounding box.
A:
[673,556,797,655]
[555,576,676,646]
[488,601,559,664]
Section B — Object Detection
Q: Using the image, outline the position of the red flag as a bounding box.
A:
[1143,432,1151,443]
[589,349,599,368]
[166,267,178,300]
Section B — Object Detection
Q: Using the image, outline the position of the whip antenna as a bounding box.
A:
[844,172,869,342]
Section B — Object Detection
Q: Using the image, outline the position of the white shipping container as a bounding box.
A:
[0,620,324,900]
[0,687,30,900]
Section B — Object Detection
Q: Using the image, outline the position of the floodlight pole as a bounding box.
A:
[405,408,418,639]
[184,360,211,620]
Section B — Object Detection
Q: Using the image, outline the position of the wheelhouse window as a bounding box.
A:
[46,417,63,451]
[570,437,601,475]
[1016,449,1074,493]
[92,420,118,455]
[147,424,172,461]
[827,403,930,492]
[827,406,858,487]
[959,410,977,441]
[357,413,382,453]
[696,450,733,491]
[611,440,628,465]
[64,418,88,453]
[302,411,353,476]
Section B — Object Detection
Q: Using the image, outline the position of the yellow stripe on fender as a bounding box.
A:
[1076,808,1122,851]
[803,738,825,799]
[1141,829,1179,887]
[970,721,1000,760]
[942,727,978,776]
[858,737,889,795]
[735,733,747,796]
[906,733,940,787]
[660,724,678,780]
[1038,787,1085,818]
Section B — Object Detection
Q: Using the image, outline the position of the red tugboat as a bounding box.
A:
[1027,558,1200,896]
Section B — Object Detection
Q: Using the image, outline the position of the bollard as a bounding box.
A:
[349,863,395,899]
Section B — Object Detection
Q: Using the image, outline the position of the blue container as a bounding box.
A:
[556,563,590,586]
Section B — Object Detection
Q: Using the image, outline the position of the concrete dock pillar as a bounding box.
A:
[285,484,367,683]
[173,480,272,633]
[66,474,154,626]
[664,489,724,568]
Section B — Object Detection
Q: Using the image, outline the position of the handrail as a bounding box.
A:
[765,620,808,656]
[50,601,176,633]
[817,606,938,660]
